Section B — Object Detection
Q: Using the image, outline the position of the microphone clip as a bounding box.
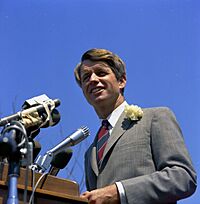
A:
[33,151,54,173]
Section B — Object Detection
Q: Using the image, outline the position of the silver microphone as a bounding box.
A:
[34,126,89,173]
[49,126,89,154]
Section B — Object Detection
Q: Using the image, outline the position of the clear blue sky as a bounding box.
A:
[0,0,199,203]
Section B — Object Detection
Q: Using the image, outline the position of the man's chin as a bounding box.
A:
[89,96,107,106]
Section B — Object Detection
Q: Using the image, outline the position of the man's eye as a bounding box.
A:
[97,71,106,76]
[82,74,90,82]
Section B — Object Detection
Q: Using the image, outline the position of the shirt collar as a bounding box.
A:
[102,101,128,128]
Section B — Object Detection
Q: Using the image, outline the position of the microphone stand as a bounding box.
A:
[7,157,20,204]
[0,122,28,204]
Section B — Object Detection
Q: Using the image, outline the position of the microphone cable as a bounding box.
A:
[29,166,37,204]
[28,171,49,204]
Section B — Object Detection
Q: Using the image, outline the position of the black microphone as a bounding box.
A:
[0,95,61,129]
[48,149,73,176]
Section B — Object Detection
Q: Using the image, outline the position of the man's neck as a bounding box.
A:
[95,97,125,119]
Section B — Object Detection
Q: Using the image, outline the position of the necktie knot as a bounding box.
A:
[101,119,110,130]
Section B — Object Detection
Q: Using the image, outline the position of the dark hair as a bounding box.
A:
[74,48,126,91]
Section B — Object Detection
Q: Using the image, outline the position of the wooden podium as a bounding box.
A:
[0,163,88,204]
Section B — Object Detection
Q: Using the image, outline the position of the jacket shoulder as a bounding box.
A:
[142,106,178,124]
[143,106,175,116]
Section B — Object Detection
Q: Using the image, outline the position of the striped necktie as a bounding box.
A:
[97,120,110,167]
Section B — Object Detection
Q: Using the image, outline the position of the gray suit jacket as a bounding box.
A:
[84,107,197,204]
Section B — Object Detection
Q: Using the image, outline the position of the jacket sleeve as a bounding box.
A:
[121,107,197,204]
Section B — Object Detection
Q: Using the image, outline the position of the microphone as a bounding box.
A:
[34,126,89,172]
[48,149,73,176]
[48,126,89,155]
[0,94,61,130]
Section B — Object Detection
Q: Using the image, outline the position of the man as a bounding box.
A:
[74,48,197,204]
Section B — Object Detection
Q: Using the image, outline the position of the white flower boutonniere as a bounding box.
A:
[124,104,143,121]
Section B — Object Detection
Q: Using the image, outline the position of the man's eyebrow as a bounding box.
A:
[81,69,90,74]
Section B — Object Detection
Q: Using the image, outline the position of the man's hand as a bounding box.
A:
[80,184,120,204]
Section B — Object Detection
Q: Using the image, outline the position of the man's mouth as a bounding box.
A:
[90,87,104,94]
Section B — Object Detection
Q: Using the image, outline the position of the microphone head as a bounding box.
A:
[81,126,90,138]
[72,126,90,145]
[51,148,73,169]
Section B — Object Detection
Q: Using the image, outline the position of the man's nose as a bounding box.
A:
[90,73,99,82]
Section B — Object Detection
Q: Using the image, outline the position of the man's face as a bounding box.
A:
[80,60,126,109]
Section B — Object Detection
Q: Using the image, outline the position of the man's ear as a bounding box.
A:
[119,74,127,89]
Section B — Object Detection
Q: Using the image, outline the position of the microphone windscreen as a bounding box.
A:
[51,148,73,169]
